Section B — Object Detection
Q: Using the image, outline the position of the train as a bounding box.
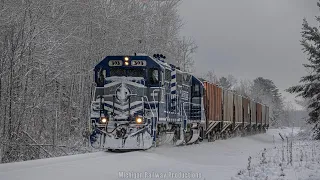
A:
[88,54,269,151]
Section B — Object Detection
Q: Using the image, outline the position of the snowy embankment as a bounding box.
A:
[0,128,300,180]
[232,129,320,180]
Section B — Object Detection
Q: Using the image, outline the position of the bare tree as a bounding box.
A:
[227,74,238,90]
[234,79,253,97]
[173,36,198,72]
[0,0,196,163]
[203,70,219,84]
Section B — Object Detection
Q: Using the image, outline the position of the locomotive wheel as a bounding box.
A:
[226,131,231,139]
[216,132,221,140]
[241,129,247,137]
[209,131,216,142]
[212,132,216,141]
[236,129,241,137]
[222,132,227,140]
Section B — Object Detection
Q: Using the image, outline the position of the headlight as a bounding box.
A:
[100,117,108,123]
[135,117,143,124]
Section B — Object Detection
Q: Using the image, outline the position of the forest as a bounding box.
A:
[0,0,301,163]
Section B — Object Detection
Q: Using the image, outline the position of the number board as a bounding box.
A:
[108,60,123,66]
[131,60,147,66]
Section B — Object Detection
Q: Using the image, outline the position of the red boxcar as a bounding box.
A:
[203,81,269,133]
[203,82,222,122]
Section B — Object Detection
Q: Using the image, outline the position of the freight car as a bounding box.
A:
[203,82,269,141]
[88,54,269,150]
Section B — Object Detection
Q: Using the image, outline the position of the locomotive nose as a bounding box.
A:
[116,84,130,103]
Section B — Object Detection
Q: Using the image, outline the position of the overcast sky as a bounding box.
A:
[178,0,319,109]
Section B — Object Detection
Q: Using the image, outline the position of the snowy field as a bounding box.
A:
[232,129,320,180]
[0,128,312,180]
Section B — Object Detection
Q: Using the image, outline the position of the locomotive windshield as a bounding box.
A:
[127,69,145,77]
[109,67,144,77]
[110,68,126,76]
[108,66,161,86]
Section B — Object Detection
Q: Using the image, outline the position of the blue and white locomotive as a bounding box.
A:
[89,54,205,150]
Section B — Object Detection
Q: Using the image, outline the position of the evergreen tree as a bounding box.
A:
[286,2,320,139]
[219,77,232,89]
[251,77,284,127]
[218,75,237,90]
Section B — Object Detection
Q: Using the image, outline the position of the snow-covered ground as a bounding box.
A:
[232,129,320,180]
[0,128,306,180]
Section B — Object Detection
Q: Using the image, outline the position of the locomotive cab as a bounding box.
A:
[92,55,164,121]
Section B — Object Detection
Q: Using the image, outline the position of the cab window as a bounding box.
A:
[176,72,182,84]
[192,84,200,97]
[183,73,191,84]
[165,69,171,81]
[110,68,126,76]
[127,69,145,77]
[97,68,105,86]
[109,68,144,77]
[149,68,159,85]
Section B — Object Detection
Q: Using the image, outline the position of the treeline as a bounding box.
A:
[286,1,320,140]
[0,0,196,163]
[202,71,302,128]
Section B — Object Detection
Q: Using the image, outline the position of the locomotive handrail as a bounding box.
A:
[142,95,155,119]
[151,88,162,120]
